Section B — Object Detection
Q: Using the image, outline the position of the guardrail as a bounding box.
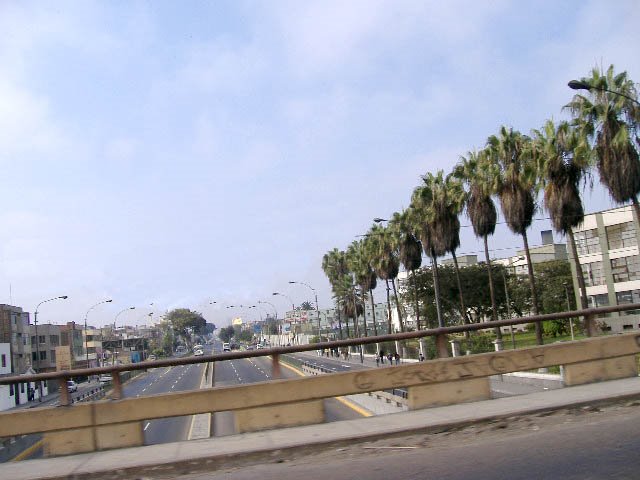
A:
[0,303,637,406]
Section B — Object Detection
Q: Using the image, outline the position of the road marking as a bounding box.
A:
[11,439,43,462]
[144,422,151,431]
[171,385,175,389]
[142,388,147,392]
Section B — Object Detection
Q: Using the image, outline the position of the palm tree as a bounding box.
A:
[321,248,349,339]
[533,119,590,311]
[487,126,543,345]
[412,171,468,328]
[565,65,640,221]
[389,210,423,330]
[347,239,377,337]
[453,149,502,338]
[365,223,400,335]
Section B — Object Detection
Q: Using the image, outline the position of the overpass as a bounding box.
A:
[1,304,639,479]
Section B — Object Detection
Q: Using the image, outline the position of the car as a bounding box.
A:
[256,344,263,349]
[193,349,204,356]
[222,343,231,352]
[66,380,78,393]
[193,344,203,352]
[148,354,157,361]
[99,375,113,385]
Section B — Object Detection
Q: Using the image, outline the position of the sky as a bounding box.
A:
[1,0,639,328]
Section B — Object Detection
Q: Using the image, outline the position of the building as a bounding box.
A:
[0,342,49,410]
[494,230,568,274]
[570,205,640,333]
[29,323,61,372]
[60,322,85,368]
[0,305,31,374]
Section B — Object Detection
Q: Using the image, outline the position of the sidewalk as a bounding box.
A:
[4,376,640,480]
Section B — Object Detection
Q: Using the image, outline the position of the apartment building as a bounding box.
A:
[570,205,640,333]
[29,323,61,372]
[0,305,31,374]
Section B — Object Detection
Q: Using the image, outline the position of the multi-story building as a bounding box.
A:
[570,205,640,333]
[0,342,49,410]
[60,322,85,368]
[284,303,389,335]
[494,230,568,274]
[0,305,31,374]
[83,326,102,368]
[29,323,61,372]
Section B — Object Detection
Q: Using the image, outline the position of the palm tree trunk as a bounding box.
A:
[360,290,368,336]
[369,289,378,336]
[522,231,543,345]
[450,251,468,336]
[391,278,405,332]
[351,288,360,338]
[431,250,444,328]
[411,268,420,330]
[567,229,588,310]
[484,234,501,339]
[385,279,393,334]
[336,300,343,340]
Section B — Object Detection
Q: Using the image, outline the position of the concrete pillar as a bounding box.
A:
[450,339,461,357]
[493,339,504,352]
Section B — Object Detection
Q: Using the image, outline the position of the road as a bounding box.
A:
[176,399,640,480]
[212,346,363,436]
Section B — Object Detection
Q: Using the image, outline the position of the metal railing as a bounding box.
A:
[1,303,638,406]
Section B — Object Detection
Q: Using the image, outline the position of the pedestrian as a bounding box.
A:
[394,352,400,365]
[379,349,385,364]
[419,353,425,362]
[387,353,393,364]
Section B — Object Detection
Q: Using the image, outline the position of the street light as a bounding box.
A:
[114,307,135,366]
[84,299,113,369]
[33,295,68,400]
[289,281,322,340]
[373,217,388,223]
[568,79,640,106]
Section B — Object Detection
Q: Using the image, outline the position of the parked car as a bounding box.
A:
[66,380,78,393]
[99,375,113,385]
[148,354,157,361]
[222,343,231,352]
[193,349,204,356]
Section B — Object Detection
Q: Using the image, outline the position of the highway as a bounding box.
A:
[212,345,364,436]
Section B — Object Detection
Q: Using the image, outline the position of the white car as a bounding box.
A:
[222,343,231,352]
[99,375,113,385]
[194,349,204,356]
[66,380,78,393]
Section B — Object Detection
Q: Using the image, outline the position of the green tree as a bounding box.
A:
[218,325,235,343]
[300,301,314,311]
[565,65,640,220]
[165,308,206,343]
[487,126,543,345]
[322,248,349,338]
[347,239,377,336]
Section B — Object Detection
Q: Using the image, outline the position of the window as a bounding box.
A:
[39,351,47,360]
[575,228,601,255]
[9,384,13,396]
[607,222,638,250]
[1,354,5,367]
[32,351,37,361]
[582,261,605,286]
[50,335,59,346]
[611,256,640,282]
[615,290,640,316]
[39,335,45,344]
[31,336,36,345]
[50,350,56,363]
[20,383,24,393]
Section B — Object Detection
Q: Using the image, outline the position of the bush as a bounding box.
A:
[460,334,494,354]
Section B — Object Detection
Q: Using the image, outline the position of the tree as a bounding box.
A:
[322,248,349,338]
[365,223,401,334]
[566,65,640,220]
[165,308,207,343]
[454,150,502,338]
[347,239,377,336]
[218,325,235,343]
[533,119,590,311]
[300,301,314,311]
[389,210,423,329]
[487,126,543,345]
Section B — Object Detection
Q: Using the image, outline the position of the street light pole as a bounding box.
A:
[84,299,113,369]
[113,307,135,366]
[288,281,322,340]
[33,295,68,373]
[273,292,295,345]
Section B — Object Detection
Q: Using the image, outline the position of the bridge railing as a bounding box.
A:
[0,303,637,405]
[0,303,638,457]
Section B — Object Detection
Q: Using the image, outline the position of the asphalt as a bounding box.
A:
[4,375,640,480]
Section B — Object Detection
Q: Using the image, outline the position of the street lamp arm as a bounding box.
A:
[568,80,640,106]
